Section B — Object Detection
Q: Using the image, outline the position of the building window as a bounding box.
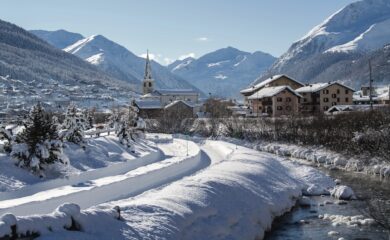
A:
[332,94,337,98]
[345,97,349,102]
[323,89,329,94]
[148,82,152,87]
[324,98,329,102]
[144,83,147,87]
[337,89,340,94]
[303,98,307,102]
[332,102,337,106]
[337,98,340,102]
[345,90,349,94]
[323,106,329,111]
[286,97,291,102]
[286,106,291,111]
[277,106,283,110]
[258,106,262,110]
[277,97,283,102]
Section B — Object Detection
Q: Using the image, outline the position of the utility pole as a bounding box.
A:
[369,59,373,111]
[388,85,390,105]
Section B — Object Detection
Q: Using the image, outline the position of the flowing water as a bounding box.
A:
[265,166,390,240]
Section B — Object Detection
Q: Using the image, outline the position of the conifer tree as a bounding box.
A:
[117,105,138,152]
[11,103,67,175]
[0,122,13,153]
[61,104,87,144]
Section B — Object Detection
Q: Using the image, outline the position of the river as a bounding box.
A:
[265,162,390,240]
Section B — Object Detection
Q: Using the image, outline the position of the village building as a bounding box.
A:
[246,86,302,117]
[134,52,200,119]
[296,82,354,114]
[240,75,304,104]
[352,86,380,105]
[164,100,196,118]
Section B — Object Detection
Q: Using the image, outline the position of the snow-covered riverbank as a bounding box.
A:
[0,136,345,240]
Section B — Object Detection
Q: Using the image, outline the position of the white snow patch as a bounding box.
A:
[214,74,228,80]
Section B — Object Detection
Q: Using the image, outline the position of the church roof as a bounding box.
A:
[134,100,162,109]
[155,89,199,96]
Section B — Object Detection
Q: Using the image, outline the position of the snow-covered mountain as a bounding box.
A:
[58,34,200,91]
[170,47,276,98]
[30,29,84,49]
[259,0,390,88]
[0,19,128,90]
[167,57,195,72]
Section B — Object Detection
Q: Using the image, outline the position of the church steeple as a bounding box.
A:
[143,50,154,94]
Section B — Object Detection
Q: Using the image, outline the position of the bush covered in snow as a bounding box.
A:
[11,103,68,176]
[171,109,390,162]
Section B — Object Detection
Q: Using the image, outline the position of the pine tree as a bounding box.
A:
[61,104,86,144]
[108,108,121,133]
[84,109,94,130]
[117,105,139,152]
[11,103,67,175]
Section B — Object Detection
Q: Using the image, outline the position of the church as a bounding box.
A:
[133,52,201,119]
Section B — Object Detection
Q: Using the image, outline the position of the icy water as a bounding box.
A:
[265,167,390,240]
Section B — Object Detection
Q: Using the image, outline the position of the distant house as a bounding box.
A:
[164,100,196,118]
[240,75,304,104]
[296,82,354,114]
[133,100,163,119]
[378,90,390,105]
[327,104,388,114]
[247,86,302,117]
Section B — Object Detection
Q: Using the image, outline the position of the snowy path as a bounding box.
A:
[0,138,207,216]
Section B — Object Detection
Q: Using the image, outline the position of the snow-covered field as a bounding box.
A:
[0,135,356,239]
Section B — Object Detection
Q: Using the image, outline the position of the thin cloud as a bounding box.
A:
[139,53,173,66]
[196,37,209,42]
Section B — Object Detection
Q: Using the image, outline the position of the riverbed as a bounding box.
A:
[265,161,390,240]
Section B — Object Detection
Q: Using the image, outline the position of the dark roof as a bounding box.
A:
[134,100,162,109]
[155,89,198,96]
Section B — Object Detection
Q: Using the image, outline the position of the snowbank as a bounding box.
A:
[256,142,390,179]
[0,139,338,239]
[0,139,202,216]
[0,135,157,193]
[56,140,333,240]
[0,203,121,238]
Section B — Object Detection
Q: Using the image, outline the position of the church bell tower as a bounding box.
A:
[142,50,154,95]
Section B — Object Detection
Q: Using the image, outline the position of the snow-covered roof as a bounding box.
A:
[134,100,162,109]
[164,100,195,109]
[327,104,387,113]
[247,86,302,100]
[296,82,355,93]
[240,75,304,94]
[155,89,198,96]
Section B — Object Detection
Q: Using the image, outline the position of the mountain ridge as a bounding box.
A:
[258,0,390,89]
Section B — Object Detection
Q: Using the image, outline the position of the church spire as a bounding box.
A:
[142,50,154,95]
[144,50,153,80]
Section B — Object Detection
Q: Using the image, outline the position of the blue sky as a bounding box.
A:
[1,0,355,65]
